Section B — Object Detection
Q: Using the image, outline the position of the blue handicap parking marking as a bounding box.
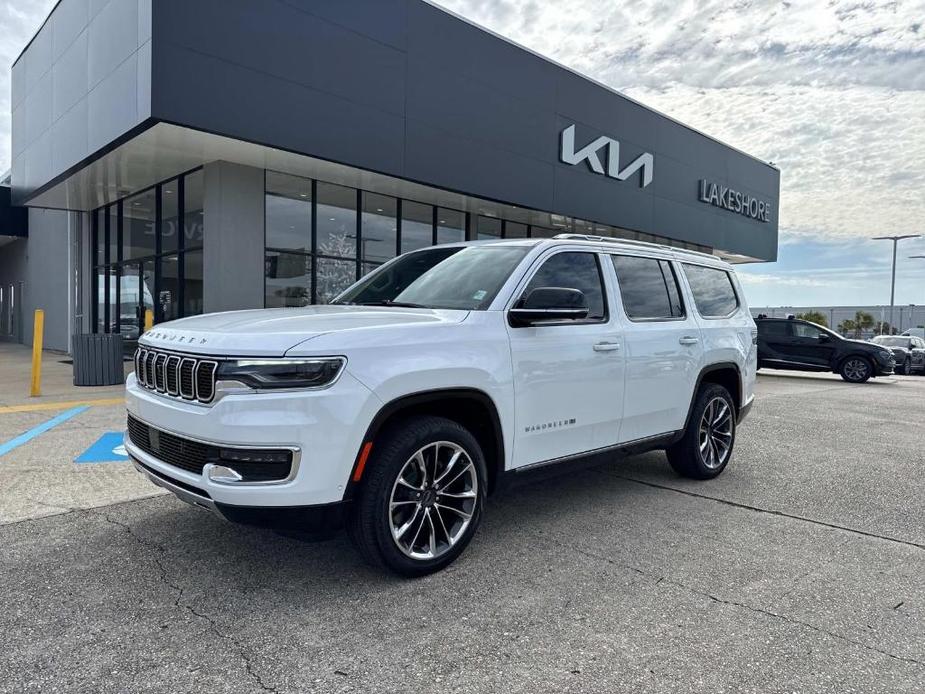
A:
[75,432,129,464]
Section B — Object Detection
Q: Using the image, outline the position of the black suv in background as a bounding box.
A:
[755,316,895,383]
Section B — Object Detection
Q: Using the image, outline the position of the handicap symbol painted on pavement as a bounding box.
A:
[75,432,130,464]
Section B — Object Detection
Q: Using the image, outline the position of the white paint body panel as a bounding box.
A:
[125,238,755,509]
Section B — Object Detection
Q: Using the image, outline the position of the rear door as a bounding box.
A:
[758,320,796,365]
[609,254,701,441]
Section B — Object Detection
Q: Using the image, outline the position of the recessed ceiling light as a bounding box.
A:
[299,194,307,198]
[376,208,383,212]
[439,220,446,224]
[330,217,336,221]
[164,190,173,194]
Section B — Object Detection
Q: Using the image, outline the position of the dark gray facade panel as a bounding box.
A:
[404,119,556,212]
[152,0,406,116]
[148,0,778,259]
[153,42,407,175]
[271,0,409,51]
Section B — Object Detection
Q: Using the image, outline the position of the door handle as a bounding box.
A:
[679,336,700,346]
[593,341,621,352]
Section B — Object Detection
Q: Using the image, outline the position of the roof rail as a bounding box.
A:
[552,233,718,260]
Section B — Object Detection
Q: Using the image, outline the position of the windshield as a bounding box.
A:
[334,245,530,310]
[872,336,910,347]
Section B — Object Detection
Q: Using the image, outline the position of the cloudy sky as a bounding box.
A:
[2,0,925,308]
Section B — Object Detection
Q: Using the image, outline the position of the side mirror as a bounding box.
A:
[509,287,589,327]
[818,333,830,342]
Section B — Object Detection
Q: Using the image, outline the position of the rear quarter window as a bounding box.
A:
[682,264,739,318]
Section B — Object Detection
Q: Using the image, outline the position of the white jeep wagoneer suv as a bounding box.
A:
[125,234,756,575]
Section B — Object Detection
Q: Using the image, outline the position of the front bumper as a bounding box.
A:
[124,369,382,508]
[874,355,896,376]
[131,456,349,536]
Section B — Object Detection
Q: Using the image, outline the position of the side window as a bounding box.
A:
[610,255,685,320]
[758,321,790,337]
[682,264,739,318]
[522,252,606,321]
[793,322,823,339]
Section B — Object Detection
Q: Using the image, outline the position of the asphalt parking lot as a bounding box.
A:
[2,370,924,693]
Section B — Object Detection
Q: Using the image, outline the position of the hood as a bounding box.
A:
[138,305,469,357]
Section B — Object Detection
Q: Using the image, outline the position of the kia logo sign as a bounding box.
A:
[559,124,654,188]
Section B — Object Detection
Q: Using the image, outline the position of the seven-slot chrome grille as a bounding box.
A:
[134,347,218,403]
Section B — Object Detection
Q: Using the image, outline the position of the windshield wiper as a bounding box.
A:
[356,300,429,308]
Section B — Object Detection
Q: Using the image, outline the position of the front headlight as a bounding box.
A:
[216,357,346,390]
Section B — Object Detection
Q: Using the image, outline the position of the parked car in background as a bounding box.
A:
[901,327,925,339]
[870,335,925,375]
[756,316,895,383]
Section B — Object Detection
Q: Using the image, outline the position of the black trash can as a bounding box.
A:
[72,333,125,386]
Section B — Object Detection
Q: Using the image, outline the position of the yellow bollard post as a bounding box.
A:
[144,309,154,333]
[30,309,44,398]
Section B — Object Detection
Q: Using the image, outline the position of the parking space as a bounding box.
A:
[1,371,923,693]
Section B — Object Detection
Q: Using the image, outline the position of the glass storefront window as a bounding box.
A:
[108,205,119,263]
[401,201,433,253]
[265,251,312,308]
[316,257,356,304]
[361,192,397,264]
[505,221,528,238]
[90,168,204,341]
[161,181,180,253]
[266,172,312,253]
[477,216,501,239]
[123,189,156,260]
[184,249,204,317]
[317,182,357,259]
[159,254,181,322]
[184,170,204,249]
[437,208,465,244]
[530,226,557,238]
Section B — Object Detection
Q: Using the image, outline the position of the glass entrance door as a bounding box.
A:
[118,262,155,351]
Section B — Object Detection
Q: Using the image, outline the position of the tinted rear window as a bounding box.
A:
[758,321,789,336]
[683,264,739,318]
[611,255,685,320]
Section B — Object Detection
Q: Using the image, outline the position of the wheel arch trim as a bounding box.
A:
[683,362,744,431]
[344,388,506,498]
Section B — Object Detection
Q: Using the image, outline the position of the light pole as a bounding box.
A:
[872,235,921,334]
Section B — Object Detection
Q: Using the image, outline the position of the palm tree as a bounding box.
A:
[797,311,828,328]
[837,319,856,337]
[854,311,874,338]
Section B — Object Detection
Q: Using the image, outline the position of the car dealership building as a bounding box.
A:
[1,0,780,353]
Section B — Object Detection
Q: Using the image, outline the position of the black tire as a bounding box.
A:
[839,356,872,383]
[346,415,487,577]
[666,384,736,480]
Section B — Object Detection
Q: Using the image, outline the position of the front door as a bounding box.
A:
[506,250,625,469]
[788,321,836,368]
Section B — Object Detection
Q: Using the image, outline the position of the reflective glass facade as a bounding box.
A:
[262,170,707,308]
[90,169,204,345]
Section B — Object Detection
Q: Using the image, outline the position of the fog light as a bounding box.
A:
[218,449,290,464]
[206,464,244,483]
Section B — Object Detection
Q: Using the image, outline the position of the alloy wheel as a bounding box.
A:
[843,358,869,381]
[388,441,478,560]
[698,397,733,469]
